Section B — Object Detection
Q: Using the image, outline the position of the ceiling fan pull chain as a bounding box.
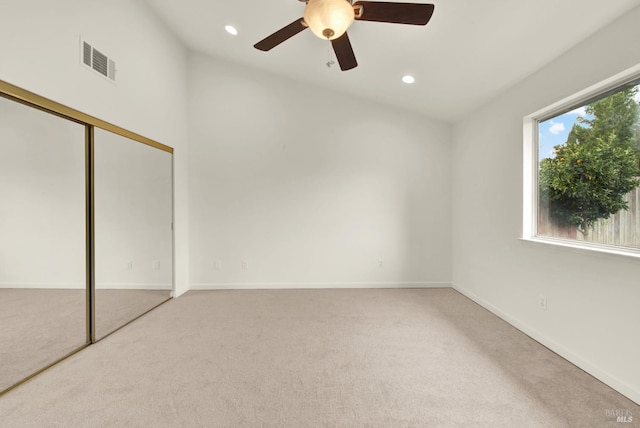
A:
[326,42,335,68]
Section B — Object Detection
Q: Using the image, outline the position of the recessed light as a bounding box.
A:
[225,25,238,36]
[402,75,415,84]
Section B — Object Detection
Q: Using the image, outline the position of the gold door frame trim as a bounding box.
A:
[0,79,173,154]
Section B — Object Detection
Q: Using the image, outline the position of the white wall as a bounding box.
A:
[451,6,640,404]
[0,0,190,295]
[188,53,451,288]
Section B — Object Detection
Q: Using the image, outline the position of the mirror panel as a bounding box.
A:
[94,128,172,340]
[0,95,87,392]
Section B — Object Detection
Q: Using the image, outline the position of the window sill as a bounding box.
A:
[519,236,640,260]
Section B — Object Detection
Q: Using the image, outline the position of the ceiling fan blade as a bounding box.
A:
[254,18,307,51]
[331,32,358,71]
[353,2,434,25]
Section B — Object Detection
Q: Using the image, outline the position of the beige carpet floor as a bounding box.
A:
[0,288,637,427]
[0,288,170,392]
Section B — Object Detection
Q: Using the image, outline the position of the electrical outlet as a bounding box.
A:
[152,260,160,270]
[214,260,222,271]
[241,260,249,270]
[126,261,133,270]
[539,295,547,310]
[378,260,383,268]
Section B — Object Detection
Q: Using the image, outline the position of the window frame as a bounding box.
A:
[522,64,640,259]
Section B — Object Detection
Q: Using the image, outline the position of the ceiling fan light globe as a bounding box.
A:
[304,0,355,40]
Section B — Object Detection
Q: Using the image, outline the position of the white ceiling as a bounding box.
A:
[145,0,640,123]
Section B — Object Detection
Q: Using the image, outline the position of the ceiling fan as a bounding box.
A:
[254,0,435,71]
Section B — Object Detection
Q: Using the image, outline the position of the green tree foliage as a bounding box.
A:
[539,87,640,234]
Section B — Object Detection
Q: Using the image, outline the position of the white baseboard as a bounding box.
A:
[0,282,172,291]
[452,282,640,406]
[190,281,451,290]
[96,283,172,291]
[0,282,85,289]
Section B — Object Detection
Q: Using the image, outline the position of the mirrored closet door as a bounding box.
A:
[0,95,87,392]
[94,128,173,340]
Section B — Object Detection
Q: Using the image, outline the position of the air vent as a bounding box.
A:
[80,39,116,82]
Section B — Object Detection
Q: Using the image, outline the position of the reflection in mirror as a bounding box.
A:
[0,95,87,392]
[94,128,172,340]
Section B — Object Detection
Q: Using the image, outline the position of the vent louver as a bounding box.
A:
[92,48,108,76]
[80,39,116,82]
[82,42,91,67]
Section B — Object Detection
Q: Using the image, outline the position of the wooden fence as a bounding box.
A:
[538,185,640,247]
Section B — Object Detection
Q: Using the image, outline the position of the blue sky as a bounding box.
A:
[538,84,640,160]
[539,107,589,160]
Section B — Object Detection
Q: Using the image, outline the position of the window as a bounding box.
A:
[523,66,640,256]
